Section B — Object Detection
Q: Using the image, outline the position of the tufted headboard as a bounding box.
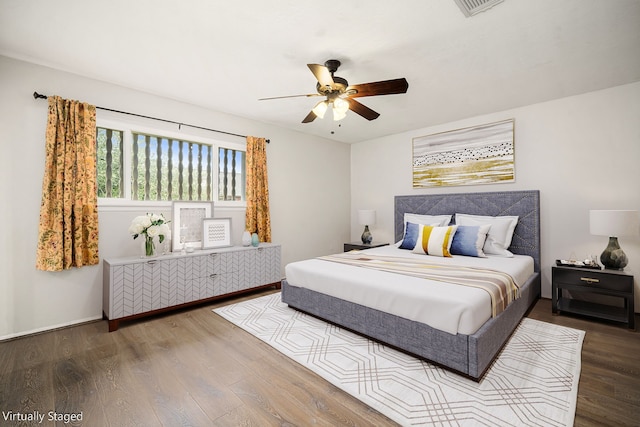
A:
[394,190,541,272]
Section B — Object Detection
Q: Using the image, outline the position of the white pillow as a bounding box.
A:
[455,213,518,257]
[404,213,452,227]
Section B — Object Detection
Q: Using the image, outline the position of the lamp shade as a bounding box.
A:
[358,209,376,226]
[590,210,639,237]
[333,97,349,113]
[333,108,347,121]
[312,101,328,119]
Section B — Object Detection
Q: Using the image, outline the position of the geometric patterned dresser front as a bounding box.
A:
[103,243,281,331]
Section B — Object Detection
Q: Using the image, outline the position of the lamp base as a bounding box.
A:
[600,236,628,270]
[361,225,372,244]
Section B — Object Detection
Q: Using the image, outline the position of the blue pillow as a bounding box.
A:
[450,224,491,257]
[399,222,420,249]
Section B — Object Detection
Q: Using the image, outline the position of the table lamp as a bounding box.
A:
[590,210,639,270]
[358,210,376,244]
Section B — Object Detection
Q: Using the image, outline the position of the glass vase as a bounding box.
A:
[144,235,156,257]
[242,230,252,246]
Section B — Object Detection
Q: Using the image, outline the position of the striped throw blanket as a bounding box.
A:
[319,252,520,317]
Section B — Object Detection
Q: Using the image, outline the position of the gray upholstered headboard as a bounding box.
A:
[394,190,541,272]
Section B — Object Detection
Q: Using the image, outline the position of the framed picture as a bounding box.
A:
[202,218,232,249]
[172,201,213,251]
[412,118,515,187]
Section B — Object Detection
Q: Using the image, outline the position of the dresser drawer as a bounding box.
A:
[552,268,633,293]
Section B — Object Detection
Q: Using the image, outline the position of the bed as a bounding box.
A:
[281,190,541,380]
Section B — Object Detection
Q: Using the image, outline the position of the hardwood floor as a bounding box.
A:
[1,290,639,426]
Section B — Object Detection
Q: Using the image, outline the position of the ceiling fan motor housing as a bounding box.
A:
[317,76,348,95]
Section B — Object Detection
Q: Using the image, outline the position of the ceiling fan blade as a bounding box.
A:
[258,93,321,101]
[347,99,380,121]
[347,78,409,98]
[302,110,317,123]
[307,63,335,89]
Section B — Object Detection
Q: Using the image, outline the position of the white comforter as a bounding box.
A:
[284,245,534,335]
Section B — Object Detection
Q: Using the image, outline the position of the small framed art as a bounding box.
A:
[172,201,213,252]
[202,218,232,249]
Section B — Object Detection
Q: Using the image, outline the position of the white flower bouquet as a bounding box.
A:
[129,213,171,256]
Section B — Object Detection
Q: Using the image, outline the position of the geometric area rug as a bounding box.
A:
[214,293,585,427]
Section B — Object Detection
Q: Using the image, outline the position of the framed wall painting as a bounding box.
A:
[172,201,213,251]
[412,119,515,188]
[202,218,232,249]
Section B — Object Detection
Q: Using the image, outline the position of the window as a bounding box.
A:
[218,147,246,202]
[97,128,124,198]
[130,132,213,201]
[96,122,246,206]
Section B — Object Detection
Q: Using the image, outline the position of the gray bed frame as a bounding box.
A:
[281,190,541,380]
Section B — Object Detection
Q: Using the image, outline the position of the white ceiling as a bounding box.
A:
[1,0,639,143]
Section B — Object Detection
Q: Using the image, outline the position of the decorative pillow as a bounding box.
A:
[455,214,518,257]
[399,222,421,249]
[399,221,442,249]
[411,225,458,257]
[450,224,491,257]
[397,214,452,246]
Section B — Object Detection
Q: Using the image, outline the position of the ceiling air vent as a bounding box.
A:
[453,0,504,17]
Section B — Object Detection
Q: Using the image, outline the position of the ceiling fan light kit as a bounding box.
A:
[312,97,350,121]
[260,59,408,123]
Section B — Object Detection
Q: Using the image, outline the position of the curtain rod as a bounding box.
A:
[33,91,269,143]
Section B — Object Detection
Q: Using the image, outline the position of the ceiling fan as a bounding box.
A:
[259,59,408,123]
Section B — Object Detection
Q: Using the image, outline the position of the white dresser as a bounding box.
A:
[103,243,281,331]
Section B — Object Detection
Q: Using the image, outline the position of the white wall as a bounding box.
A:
[0,56,351,339]
[351,82,640,307]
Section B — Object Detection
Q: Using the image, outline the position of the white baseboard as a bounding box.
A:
[0,315,104,342]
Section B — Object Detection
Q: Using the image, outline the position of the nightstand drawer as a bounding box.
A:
[552,268,633,293]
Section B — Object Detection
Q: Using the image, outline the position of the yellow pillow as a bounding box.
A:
[412,225,458,257]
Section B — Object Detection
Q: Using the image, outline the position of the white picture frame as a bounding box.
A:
[202,218,232,249]
[172,201,213,251]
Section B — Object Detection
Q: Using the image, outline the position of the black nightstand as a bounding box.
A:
[552,265,635,330]
[344,242,389,252]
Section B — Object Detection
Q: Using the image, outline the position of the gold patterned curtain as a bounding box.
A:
[36,96,100,271]
[245,136,271,242]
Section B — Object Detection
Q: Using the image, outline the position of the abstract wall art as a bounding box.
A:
[412,119,515,187]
